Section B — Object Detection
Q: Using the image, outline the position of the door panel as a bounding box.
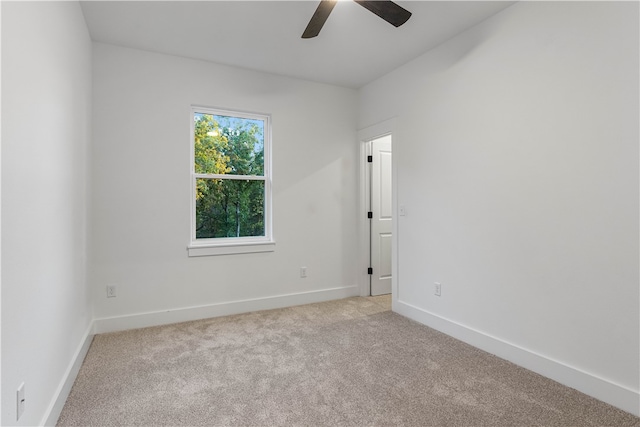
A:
[379,233,392,279]
[371,135,392,296]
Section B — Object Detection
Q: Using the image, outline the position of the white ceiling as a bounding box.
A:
[80,1,515,88]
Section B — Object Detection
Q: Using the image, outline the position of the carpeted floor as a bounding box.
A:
[58,296,639,426]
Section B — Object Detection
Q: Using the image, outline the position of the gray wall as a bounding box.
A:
[1,2,93,425]
[90,43,359,329]
[359,0,639,413]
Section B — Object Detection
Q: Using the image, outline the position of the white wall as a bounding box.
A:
[359,1,639,415]
[1,2,93,425]
[91,43,359,329]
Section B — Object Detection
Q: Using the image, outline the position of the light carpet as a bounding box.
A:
[58,296,639,426]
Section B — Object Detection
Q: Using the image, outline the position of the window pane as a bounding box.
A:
[194,113,264,176]
[195,178,265,239]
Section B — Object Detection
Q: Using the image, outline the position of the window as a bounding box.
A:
[188,106,273,256]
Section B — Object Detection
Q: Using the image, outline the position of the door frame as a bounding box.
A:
[357,118,398,300]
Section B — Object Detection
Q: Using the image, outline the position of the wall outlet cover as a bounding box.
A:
[17,383,25,421]
[434,282,442,297]
[107,285,117,298]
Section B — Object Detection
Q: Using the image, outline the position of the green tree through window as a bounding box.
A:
[192,109,269,241]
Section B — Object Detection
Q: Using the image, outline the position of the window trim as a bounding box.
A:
[188,105,274,256]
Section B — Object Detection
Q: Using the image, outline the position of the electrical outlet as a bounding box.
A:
[300,267,307,278]
[17,383,25,421]
[107,285,117,298]
[434,282,442,297]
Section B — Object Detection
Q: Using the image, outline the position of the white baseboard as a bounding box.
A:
[94,286,360,334]
[41,323,94,426]
[395,299,640,417]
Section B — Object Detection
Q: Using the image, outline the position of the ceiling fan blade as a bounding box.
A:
[302,0,338,39]
[354,1,412,27]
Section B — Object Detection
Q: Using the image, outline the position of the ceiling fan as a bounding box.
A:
[302,0,412,39]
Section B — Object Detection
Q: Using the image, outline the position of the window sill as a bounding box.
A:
[187,241,275,257]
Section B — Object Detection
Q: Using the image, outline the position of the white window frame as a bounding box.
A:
[188,105,274,256]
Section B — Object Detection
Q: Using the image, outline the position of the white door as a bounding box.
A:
[370,135,392,296]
